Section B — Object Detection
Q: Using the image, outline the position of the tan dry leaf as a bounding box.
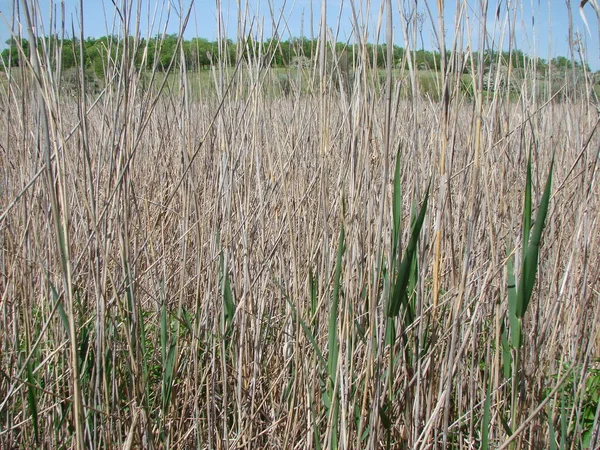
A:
[580,0,600,53]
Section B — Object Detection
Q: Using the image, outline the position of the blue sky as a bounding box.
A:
[1,1,599,70]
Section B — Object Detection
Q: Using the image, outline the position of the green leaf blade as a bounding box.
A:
[388,184,430,318]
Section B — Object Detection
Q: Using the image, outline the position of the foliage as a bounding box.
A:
[2,36,589,76]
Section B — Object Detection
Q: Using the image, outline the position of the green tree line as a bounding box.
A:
[1,35,590,76]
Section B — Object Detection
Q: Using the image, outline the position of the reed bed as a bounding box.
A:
[1,1,599,449]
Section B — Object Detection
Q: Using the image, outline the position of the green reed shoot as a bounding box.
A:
[508,150,554,444]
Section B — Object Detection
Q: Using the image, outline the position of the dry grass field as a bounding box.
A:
[1,1,599,449]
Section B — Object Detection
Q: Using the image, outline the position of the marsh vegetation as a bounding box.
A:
[1,1,599,449]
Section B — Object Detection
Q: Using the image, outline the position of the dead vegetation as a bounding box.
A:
[1,1,599,449]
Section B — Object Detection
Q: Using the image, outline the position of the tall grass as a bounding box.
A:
[1,0,599,448]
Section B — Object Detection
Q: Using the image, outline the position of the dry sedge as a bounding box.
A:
[1,1,599,449]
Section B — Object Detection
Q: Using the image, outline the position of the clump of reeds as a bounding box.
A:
[1,1,599,449]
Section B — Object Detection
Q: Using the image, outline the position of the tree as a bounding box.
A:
[1,38,30,67]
